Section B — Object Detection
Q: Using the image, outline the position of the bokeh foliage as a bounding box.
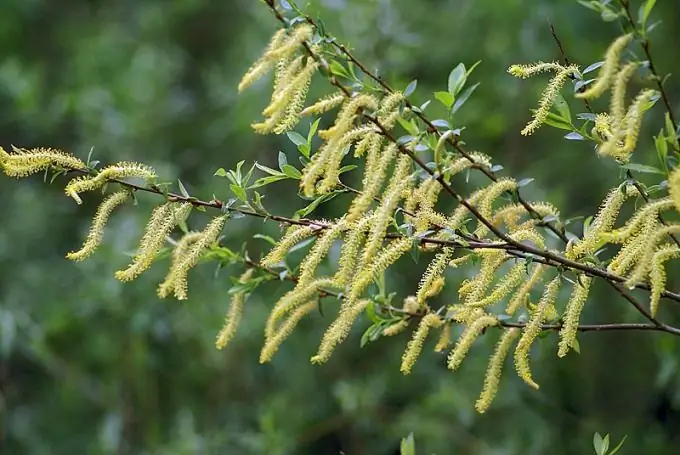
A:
[1,0,679,454]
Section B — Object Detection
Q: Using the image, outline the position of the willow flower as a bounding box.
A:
[66,191,131,261]
[216,269,255,350]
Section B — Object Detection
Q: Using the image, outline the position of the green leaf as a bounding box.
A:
[278,151,288,171]
[254,162,285,177]
[583,61,604,74]
[397,117,420,136]
[281,164,302,179]
[593,433,604,455]
[214,168,228,177]
[565,131,585,140]
[609,435,627,455]
[308,118,321,142]
[229,184,247,202]
[434,91,454,109]
[639,0,656,28]
[177,179,190,198]
[404,79,418,97]
[542,111,574,131]
[400,433,416,455]
[329,60,349,79]
[451,82,480,114]
[253,233,277,245]
[447,63,466,96]
[620,163,665,175]
[655,131,668,172]
[294,191,343,218]
[553,92,571,124]
[251,175,289,188]
[286,131,306,147]
[518,178,534,187]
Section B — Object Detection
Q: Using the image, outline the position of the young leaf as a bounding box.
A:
[286,131,307,147]
[451,82,479,114]
[447,63,467,96]
[404,79,418,97]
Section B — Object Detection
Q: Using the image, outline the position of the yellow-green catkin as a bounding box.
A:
[260,301,317,363]
[238,25,313,93]
[514,276,560,389]
[507,62,580,136]
[0,146,87,177]
[447,311,498,371]
[649,245,680,317]
[157,214,228,300]
[611,62,638,127]
[416,247,454,305]
[265,278,337,340]
[557,275,593,357]
[301,94,378,197]
[577,33,633,100]
[473,178,517,237]
[400,313,443,374]
[65,162,157,205]
[669,166,680,213]
[216,269,255,350]
[624,225,680,289]
[346,141,396,222]
[261,224,319,268]
[65,191,131,261]
[475,328,520,413]
[506,263,546,315]
[466,262,526,308]
[360,155,413,267]
[298,219,348,285]
[334,215,373,287]
[300,92,345,117]
[115,202,193,282]
[311,299,370,364]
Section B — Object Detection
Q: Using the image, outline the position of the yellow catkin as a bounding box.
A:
[669,166,680,213]
[157,231,208,298]
[360,155,413,267]
[65,191,131,261]
[334,215,374,287]
[347,141,396,223]
[260,301,317,363]
[649,245,680,317]
[400,313,443,374]
[475,328,520,413]
[434,323,452,352]
[115,202,193,282]
[383,320,410,337]
[0,146,87,178]
[300,92,345,117]
[447,312,498,371]
[557,275,593,357]
[416,247,454,305]
[624,225,680,289]
[215,269,255,350]
[576,34,633,99]
[265,278,337,341]
[514,277,560,390]
[157,215,228,300]
[466,262,526,308]
[261,224,318,268]
[611,62,638,128]
[506,263,546,315]
[311,299,370,364]
[64,162,157,204]
[297,219,348,285]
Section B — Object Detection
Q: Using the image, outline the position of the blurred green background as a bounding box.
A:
[1,0,680,454]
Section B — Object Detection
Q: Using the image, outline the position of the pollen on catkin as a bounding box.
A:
[576,33,633,100]
[649,245,680,317]
[669,166,680,213]
[475,328,520,413]
[447,311,498,371]
[261,224,319,268]
[260,301,317,364]
[66,191,131,261]
[157,214,228,300]
[0,146,87,178]
[557,275,593,357]
[216,269,255,350]
[115,202,193,282]
[514,276,560,389]
[400,313,443,374]
[65,162,157,205]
